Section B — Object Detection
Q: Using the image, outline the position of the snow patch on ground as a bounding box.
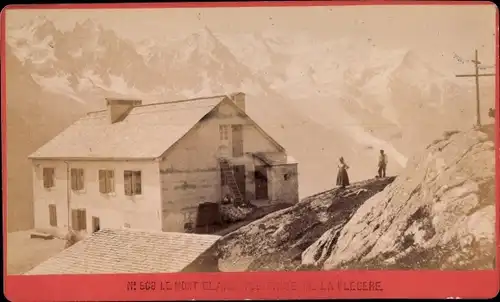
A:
[31,73,86,104]
[108,75,144,97]
[69,48,83,58]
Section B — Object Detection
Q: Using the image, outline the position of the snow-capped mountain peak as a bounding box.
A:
[5,18,496,205]
[192,26,218,45]
[8,16,53,44]
[173,26,226,63]
[72,18,103,36]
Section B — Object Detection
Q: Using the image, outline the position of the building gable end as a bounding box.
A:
[157,97,286,161]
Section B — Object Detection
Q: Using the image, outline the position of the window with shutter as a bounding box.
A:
[71,209,79,230]
[124,171,132,196]
[133,171,142,195]
[98,170,115,194]
[71,168,85,191]
[48,205,57,227]
[78,169,85,190]
[219,125,229,140]
[124,170,141,196]
[98,170,106,193]
[79,209,87,231]
[43,168,55,188]
[50,169,54,187]
[107,170,115,193]
[71,169,77,190]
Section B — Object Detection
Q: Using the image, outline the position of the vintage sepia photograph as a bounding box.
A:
[4,4,497,276]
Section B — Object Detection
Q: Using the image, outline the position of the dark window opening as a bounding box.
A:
[49,204,57,227]
[43,168,55,188]
[255,171,268,181]
[71,209,87,231]
[98,170,115,194]
[70,168,85,191]
[124,170,142,196]
[92,216,100,233]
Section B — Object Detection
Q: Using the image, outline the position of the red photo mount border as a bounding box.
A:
[2,1,499,300]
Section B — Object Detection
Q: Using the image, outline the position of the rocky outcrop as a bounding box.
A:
[215,126,495,271]
[215,177,395,272]
[315,126,495,270]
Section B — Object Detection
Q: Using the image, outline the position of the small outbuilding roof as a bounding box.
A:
[25,228,221,275]
[252,152,298,166]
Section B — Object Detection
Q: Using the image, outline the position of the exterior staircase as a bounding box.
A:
[219,158,245,205]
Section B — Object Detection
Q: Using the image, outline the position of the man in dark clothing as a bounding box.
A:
[378,149,388,178]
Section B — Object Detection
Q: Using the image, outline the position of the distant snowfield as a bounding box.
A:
[315,104,408,167]
[30,68,148,105]
[7,19,488,171]
[107,75,145,97]
[7,22,38,42]
[5,16,496,206]
[9,34,57,65]
[7,20,477,105]
[77,71,95,91]
[69,48,83,58]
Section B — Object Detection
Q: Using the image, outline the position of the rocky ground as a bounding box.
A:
[193,203,291,236]
[215,125,496,271]
[215,177,395,272]
[321,126,496,270]
[214,203,291,236]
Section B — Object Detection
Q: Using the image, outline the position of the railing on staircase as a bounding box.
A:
[219,158,244,205]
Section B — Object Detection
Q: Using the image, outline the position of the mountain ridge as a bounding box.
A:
[5,18,496,232]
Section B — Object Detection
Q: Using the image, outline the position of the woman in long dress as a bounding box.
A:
[336,157,350,188]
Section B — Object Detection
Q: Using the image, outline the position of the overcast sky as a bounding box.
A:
[5,4,498,72]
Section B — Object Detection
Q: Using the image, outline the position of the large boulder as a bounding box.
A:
[318,127,495,270]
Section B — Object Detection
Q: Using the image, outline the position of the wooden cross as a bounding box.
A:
[455,49,496,127]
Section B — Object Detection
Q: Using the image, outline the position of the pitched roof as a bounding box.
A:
[29,94,288,160]
[25,228,221,275]
[252,152,298,166]
[29,96,226,160]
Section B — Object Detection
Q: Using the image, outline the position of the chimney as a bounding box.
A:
[106,98,142,124]
[229,92,245,112]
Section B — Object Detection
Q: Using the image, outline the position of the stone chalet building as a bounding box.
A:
[29,92,299,234]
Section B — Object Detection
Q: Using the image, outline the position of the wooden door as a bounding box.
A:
[231,125,244,157]
[254,166,269,200]
[195,202,221,233]
[233,165,246,201]
[220,167,226,186]
[48,204,57,227]
[92,216,100,233]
